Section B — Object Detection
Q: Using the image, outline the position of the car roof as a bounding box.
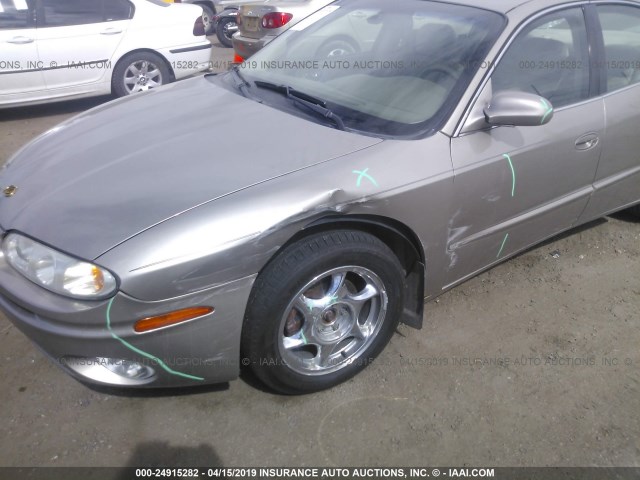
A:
[438,0,537,14]
[438,0,639,14]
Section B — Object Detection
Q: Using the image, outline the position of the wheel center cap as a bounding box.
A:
[322,307,337,325]
[317,305,351,338]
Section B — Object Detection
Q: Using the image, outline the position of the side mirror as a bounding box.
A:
[484,91,554,127]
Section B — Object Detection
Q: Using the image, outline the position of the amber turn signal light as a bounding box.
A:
[134,306,214,333]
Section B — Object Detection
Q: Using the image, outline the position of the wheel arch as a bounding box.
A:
[275,214,426,329]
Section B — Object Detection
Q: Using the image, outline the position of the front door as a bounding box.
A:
[446,6,603,287]
[36,0,131,90]
[0,0,43,98]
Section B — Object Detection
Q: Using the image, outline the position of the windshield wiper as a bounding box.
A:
[230,66,261,102]
[254,80,345,130]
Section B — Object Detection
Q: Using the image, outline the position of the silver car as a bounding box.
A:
[232,0,334,58]
[1,0,639,394]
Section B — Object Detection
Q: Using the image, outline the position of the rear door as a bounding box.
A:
[36,0,132,90]
[579,3,640,220]
[0,0,43,97]
[446,6,604,287]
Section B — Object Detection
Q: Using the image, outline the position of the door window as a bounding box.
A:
[492,8,590,108]
[597,5,640,93]
[0,0,34,29]
[39,0,132,27]
[104,0,133,22]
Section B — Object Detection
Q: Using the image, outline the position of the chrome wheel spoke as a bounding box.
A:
[294,294,322,317]
[313,342,338,369]
[146,79,161,89]
[344,283,379,320]
[326,272,347,300]
[282,298,316,350]
[282,333,306,350]
[347,320,367,342]
[126,65,140,76]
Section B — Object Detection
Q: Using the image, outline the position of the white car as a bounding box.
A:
[0,0,212,108]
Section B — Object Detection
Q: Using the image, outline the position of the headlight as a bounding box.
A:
[2,233,117,299]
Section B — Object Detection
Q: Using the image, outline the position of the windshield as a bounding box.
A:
[235,0,505,138]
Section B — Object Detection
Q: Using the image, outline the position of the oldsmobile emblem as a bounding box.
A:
[3,185,17,197]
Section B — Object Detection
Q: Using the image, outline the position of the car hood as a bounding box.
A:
[0,76,381,260]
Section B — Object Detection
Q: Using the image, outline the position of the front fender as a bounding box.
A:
[97,134,454,302]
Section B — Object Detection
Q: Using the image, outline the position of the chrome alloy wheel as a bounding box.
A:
[123,60,163,94]
[278,266,388,375]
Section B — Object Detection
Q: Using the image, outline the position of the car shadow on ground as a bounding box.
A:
[528,217,609,252]
[117,442,223,474]
[609,209,640,223]
[532,211,639,253]
[0,96,112,121]
[83,381,230,398]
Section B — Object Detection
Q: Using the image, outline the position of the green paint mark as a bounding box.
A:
[497,233,510,259]
[301,331,308,345]
[105,298,205,381]
[503,153,516,197]
[352,168,378,188]
[540,98,553,124]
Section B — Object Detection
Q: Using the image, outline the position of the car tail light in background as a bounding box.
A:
[233,53,244,64]
[261,12,293,29]
[193,16,206,35]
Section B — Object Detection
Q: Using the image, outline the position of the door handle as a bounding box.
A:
[575,133,599,151]
[100,28,122,35]
[7,36,34,44]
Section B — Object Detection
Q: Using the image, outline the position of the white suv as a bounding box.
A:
[0,0,212,108]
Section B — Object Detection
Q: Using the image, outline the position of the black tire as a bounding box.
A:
[242,230,405,394]
[199,4,215,35]
[216,17,236,48]
[112,52,171,97]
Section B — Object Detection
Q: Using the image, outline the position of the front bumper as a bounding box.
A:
[0,250,256,388]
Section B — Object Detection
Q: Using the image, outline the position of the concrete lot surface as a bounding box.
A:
[0,44,638,469]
